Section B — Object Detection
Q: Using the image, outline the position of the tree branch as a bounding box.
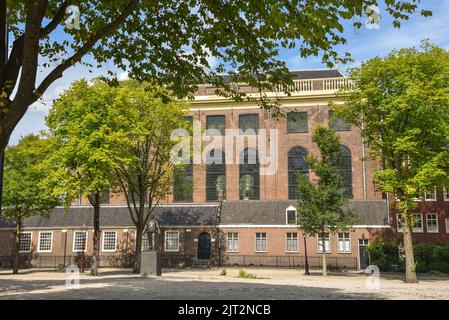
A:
[41,1,70,38]
[34,0,139,99]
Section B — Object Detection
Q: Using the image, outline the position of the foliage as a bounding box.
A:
[366,239,402,272]
[0,1,432,152]
[220,268,227,276]
[334,42,449,282]
[3,134,60,221]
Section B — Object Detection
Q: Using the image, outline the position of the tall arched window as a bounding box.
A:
[333,145,353,198]
[239,148,260,200]
[206,149,226,201]
[288,146,308,199]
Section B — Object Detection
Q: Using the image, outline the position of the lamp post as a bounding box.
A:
[123,229,129,267]
[62,229,68,268]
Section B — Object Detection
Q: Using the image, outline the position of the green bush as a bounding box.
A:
[368,241,449,274]
[238,269,248,278]
[366,240,401,272]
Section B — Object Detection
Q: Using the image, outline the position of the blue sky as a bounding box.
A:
[9,0,449,145]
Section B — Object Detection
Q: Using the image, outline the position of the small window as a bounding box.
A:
[412,214,423,233]
[426,214,439,233]
[317,233,330,253]
[38,232,53,252]
[424,187,437,201]
[102,231,117,252]
[337,233,351,253]
[239,114,259,135]
[286,233,299,253]
[164,231,180,252]
[73,231,88,252]
[286,206,297,225]
[255,232,267,252]
[227,233,239,252]
[329,111,351,131]
[287,112,308,133]
[99,188,110,204]
[19,232,32,253]
[445,218,449,233]
[444,188,449,201]
[206,115,225,136]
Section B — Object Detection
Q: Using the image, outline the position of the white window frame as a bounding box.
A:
[37,231,53,253]
[255,232,268,253]
[227,232,239,253]
[426,213,439,233]
[285,232,299,253]
[72,231,88,252]
[424,187,437,201]
[445,218,449,234]
[317,233,331,253]
[164,231,180,252]
[102,230,117,252]
[444,188,449,201]
[337,233,351,254]
[19,232,32,253]
[285,206,297,225]
[397,214,404,232]
[412,213,423,233]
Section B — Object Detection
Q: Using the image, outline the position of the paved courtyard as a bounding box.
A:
[0,267,448,300]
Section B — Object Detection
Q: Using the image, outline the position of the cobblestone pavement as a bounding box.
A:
[0,268,448,300]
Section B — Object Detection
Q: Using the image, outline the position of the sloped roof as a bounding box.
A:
[0,205,219,229]
[220,200,389,226]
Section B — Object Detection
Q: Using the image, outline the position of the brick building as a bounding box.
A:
[1,69,447,270]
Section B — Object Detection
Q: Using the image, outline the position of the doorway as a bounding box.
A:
[358,239,369,270]
[197,233,211,260]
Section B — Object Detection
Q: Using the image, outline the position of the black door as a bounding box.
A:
[359,239,369,269]
[198,233,211,260]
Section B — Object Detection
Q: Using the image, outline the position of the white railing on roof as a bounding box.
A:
[275,77,353,94]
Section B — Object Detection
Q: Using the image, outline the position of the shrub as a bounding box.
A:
[366,239,401,272]
[238,269,248,278]
[220,268,227,276]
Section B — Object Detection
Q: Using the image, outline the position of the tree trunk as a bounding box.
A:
[303,234,310,275]
[90,194,100,276]
[12,220,21,274]
[321,233,327,276]
[403,212,418,283]
[133,224,144,274]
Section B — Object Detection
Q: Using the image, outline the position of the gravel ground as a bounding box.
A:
[0,267,448,300]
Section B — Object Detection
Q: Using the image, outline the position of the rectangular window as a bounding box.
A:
[99,188,110,204]
[329,111,351,131]
[164,231,180,252]
[286,233,299,253]
[38,232,53,252]
[102,231,117,252]
[337,233,351,253]
[255,232,267,252]
[227,233,239,252]
[425,187,437,201]
[317,233,330,253]
[73,231,88,252]
[206,115,226,136]
[412,214,423,233]
[286,209,297,225]
[19,232,32,253]
[239,114,259,135]
[446,218,449,234]
[287,112,308,133]
[444,188,449,201]
[426,214,439,233]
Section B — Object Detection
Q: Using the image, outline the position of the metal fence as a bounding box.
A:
[224,255,358,270]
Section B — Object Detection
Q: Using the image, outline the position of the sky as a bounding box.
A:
[8,0,449,145]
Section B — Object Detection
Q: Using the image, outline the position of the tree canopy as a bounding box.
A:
[0,0,432,152]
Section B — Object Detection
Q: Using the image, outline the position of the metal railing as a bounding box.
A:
[224,255,358,270]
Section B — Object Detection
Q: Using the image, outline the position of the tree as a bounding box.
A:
[2,134,60,274]
[0,1,432,154]
[44,79,116,276]
[334,42,449,283]
[296,126,356,276]
[107,81,190,273]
